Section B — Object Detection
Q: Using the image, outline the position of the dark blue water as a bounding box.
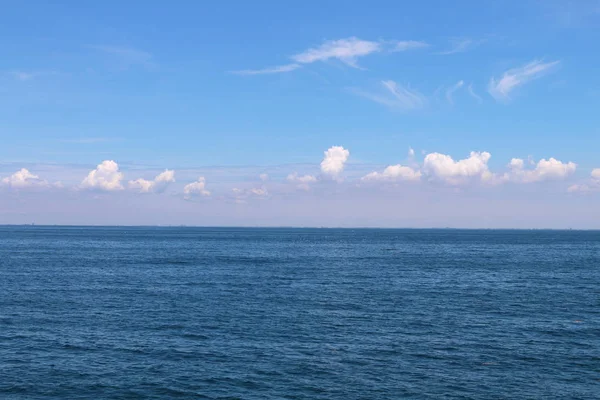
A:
[1,227,599,399]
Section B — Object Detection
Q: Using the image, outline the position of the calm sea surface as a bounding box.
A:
[1,226,599,399]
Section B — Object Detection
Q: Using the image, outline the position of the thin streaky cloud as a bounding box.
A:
[467,84,483,103]
[542,1,600,28]
[90,45,154,68]
[235,37,427,76]
[9,70,57,81]
[488,60,560,101]
[11,71,37,81]
[60,137,122,144]
[445,80,464,104]
[231,63,301,75]
[291,37,381,68]
[437,38,484,55]
[382,80,426,110]
[355,80,426,111]
[391,40,429,52]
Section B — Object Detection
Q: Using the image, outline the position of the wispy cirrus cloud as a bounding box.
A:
[391,40,429,52]
[437,38,484,55]
[233,37,427,75]
[541,0,600,28]
[9,70,57,81]
[11,71,38,81]
[291,37,381,68]
[445,80,464,104]
[232,63,301,75]
[60,137,122,144]
[355,80,426,111]
[91,45,154,69]
[488,60,560,101]
[467,84,483,103]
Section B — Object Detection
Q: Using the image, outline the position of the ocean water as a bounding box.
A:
[0,227,598,399]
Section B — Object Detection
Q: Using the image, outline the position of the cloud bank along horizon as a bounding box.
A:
[2,145,592,199]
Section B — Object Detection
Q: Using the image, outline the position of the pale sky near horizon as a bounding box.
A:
[1,0,600,228]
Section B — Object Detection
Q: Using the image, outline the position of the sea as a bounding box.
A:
[0,226,598,399]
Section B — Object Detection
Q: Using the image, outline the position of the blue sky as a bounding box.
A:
[1,1,600,227]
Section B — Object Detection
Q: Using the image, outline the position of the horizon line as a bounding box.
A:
[0,224,597,231]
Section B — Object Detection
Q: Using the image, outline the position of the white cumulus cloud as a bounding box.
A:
[128,169,175,193]
[287,172,318,191]
[183,177,211,199]
[1,168,49,189]
[362,165,422,182]
[488,60,560,101]
[250,187,268,196]
[568,184,590,193]
[506,157,576,183]
[232,186,269,203]
[81,160,124,191]
[287,172,317,183]
[320,146,350,180]
[508,158,525,170]
[423,151,493,185]
[568,168,600,193]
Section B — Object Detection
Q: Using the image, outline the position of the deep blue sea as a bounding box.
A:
[1,227,599,399]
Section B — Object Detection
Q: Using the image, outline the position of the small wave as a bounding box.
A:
[180,333,210,340]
